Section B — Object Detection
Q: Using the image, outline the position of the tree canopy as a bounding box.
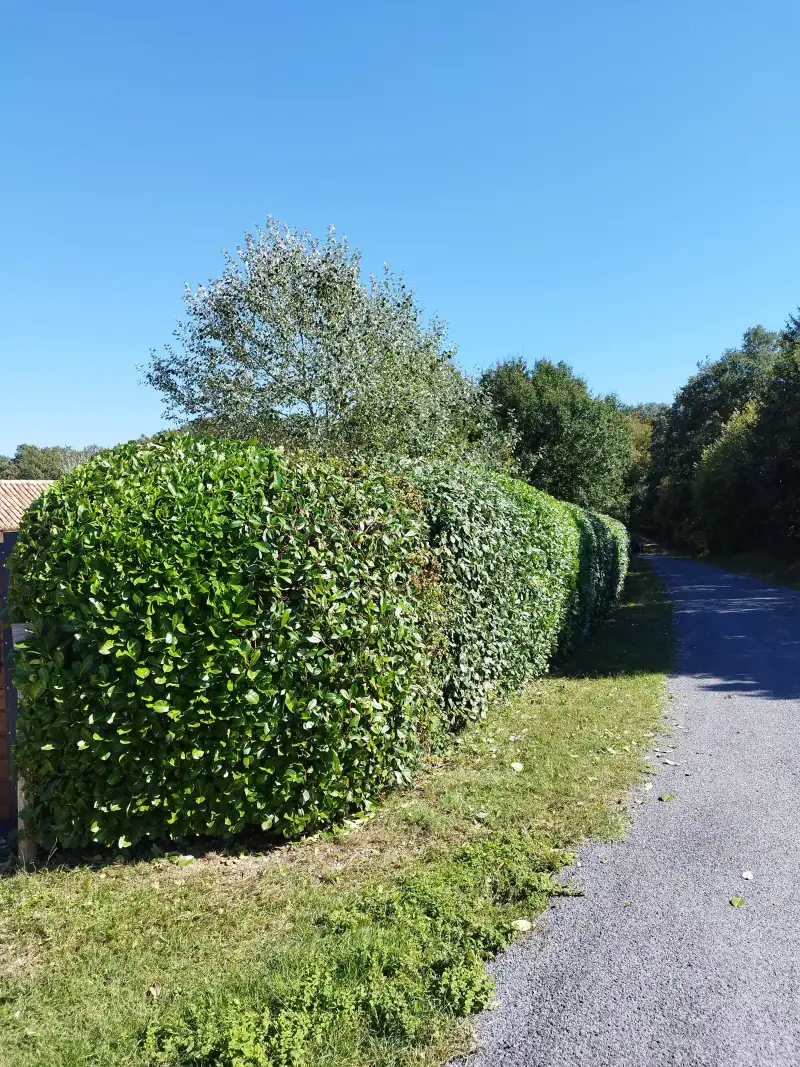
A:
[147,219,504,463]
[640,326,781,544]
[480,359,633,518]
[636,312,800,557]
[621,404,668,520]
[692,403,759,553]
[746,347,800,552]
[0,444,104,480]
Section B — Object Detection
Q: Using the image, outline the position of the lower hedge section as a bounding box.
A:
[9,436,628,848]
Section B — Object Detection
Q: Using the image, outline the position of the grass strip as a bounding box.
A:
[0,560,672,1067]
[701,550,800,590]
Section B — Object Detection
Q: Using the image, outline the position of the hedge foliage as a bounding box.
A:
[401,462,626,724]
[10,439,439,846]
[10,436,627,848]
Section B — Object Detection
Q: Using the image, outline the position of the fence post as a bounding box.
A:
[17,779,35,865]
[0,531,36,864]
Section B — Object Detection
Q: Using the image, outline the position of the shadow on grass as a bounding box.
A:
[559,558,674,681]
[1,822,288,877]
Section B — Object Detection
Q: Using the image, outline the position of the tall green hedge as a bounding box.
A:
[9,439,439,847]
[10,437,627,848]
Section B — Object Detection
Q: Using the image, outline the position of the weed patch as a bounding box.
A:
[143,836,573,1066]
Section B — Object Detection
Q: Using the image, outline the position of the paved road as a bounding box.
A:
[467,557,800,1067]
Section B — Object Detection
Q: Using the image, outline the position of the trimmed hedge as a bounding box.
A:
[10,437,627,848]
[498,479,627,651]
[404,462,627,723]
[10,439,439,846]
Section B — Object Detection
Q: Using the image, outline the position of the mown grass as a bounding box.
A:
[0,560,672,1067]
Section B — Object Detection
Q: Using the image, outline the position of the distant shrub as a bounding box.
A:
[566,504,628,638]
[10,437,439,847]
[10,439,627,849]
[500,478,627,650]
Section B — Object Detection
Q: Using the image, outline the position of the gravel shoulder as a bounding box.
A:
[467,556,800,1067]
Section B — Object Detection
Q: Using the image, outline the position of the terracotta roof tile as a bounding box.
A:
[0,480,54,532]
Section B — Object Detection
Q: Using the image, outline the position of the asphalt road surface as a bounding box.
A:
[467,556,800,1067]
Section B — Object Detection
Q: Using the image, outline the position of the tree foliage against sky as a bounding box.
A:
[17,210,798,559]
[480,359,633,518]
[640,325,782,545]
[0,444,104,480]
[146,219,505,464]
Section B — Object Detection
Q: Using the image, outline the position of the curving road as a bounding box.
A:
[467,556,800,1067]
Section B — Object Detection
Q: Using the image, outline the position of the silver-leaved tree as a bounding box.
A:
[147,219,506,461]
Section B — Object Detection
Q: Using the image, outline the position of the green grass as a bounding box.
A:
[633,532,800,591]
[701,550,800,589]
[0,560,673,1067]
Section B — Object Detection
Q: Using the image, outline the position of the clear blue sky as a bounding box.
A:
[2,0,799,453]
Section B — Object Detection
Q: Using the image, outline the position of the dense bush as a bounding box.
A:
[10,437,439,847]
[10,437,627,848]
[641,312,800,556]
[567,504,629,637]
[404,462,574,724]
[640,325,781,545]
[745,350,800,553]
[502,479,627,641]
[395,462,627,725]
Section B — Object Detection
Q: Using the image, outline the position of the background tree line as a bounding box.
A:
[636,313,800,556]
[17,218,736,531]
[0,444,104,480]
